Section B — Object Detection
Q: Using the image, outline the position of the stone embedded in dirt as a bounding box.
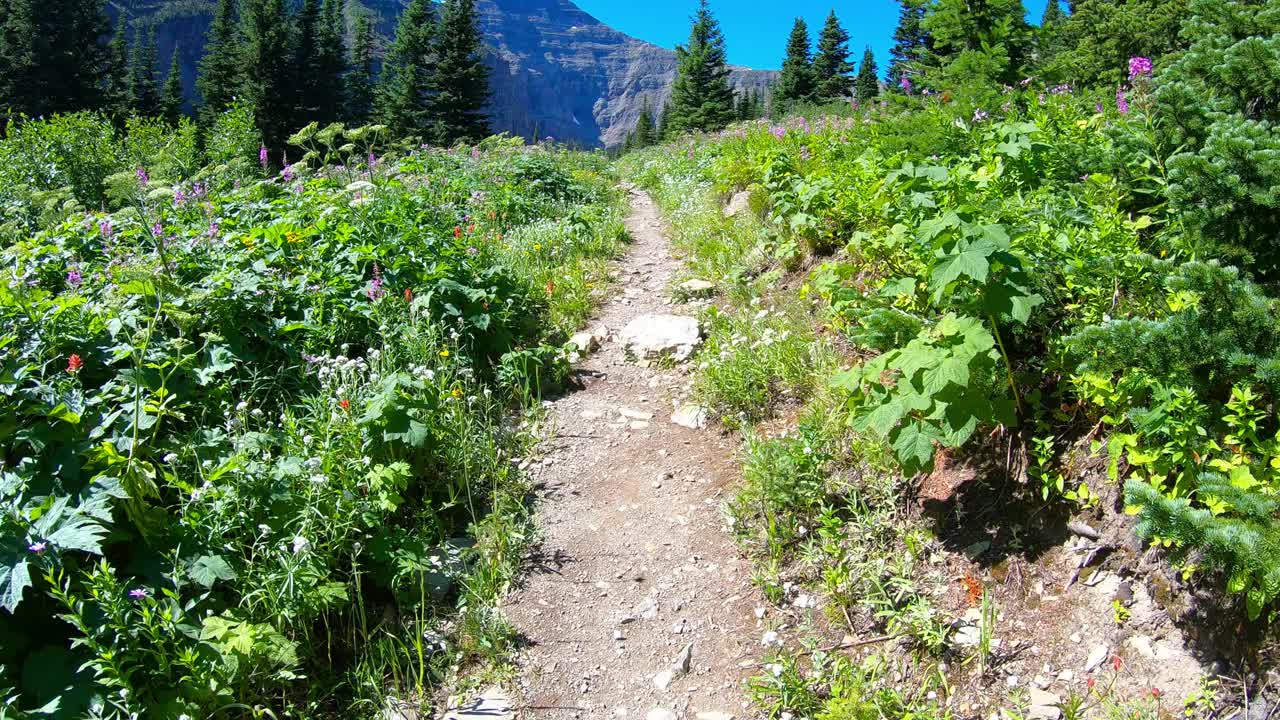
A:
[951,624,981,647]
[653,644,693,690]
[569,331,599,354]
[696,713,735,720]
[630,421,651,431]
[618,407,655,421]
[723,190,751,218]
[443,688,513,720]
[1084,645,1109,672]
[647,710,676,720]
[671,404,709,429]
[621,314,702,362]
[653,669,675,691]
[1028,688,1062,720]
[678,279,716,298]
[635,596,659,619]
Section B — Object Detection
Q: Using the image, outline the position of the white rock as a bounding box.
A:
[671,404,708,429]
[679,279,716,297]
[723,190,751,218]
[1028,688,1062,720]
[1126,634,1157,659]
[646,710,676,720]
[696,713,735,720]
[569,331,599,354]
[621,314,702,362]
[443,688,513,720]
[618,407,655,421]
[652,669,675,691]
[635,597,659,620]
[1084,645,1108,673]
[952,625,981,647]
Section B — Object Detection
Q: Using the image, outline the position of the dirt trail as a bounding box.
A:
[496,188,760,720]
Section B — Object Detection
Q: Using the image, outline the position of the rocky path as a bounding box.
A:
[449,188,760,720]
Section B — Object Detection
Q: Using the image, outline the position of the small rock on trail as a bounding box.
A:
[621,313,702,362]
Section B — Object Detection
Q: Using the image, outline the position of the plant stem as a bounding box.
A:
[988,315,1023,417]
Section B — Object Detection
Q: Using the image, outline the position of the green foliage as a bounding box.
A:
[347,12,378,124]
[129,28,161,118]
[667,0,737,134]
[0,122,624,716]
[239,0,293,148]
[1041,0,1189,86]
[921,0,1033,88]
[196,0,241,122]
[160,47,185,125]
[888,0,931,89]
[0,0,110,119]
[855,47,880,103]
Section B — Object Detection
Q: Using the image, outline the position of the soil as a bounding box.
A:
[497,188,762,719]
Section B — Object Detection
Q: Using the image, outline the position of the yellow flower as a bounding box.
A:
[451,387,463,398]
[285,231,300,244]
[533,243,542,251]
[439,349,450,358]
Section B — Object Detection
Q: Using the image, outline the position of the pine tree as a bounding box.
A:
[239,0,293,149]
[104,14,133,117]
[378,0,435,136]
[1041,0,1188,86]
[656,103,671,140]
[0,0,38,123]
[855,46,879,102]
[292,0,322,120]
[429,0,490,144]
[887,0,930,89]
[346,11,376,123]
[1042,0,1067,25]
[131,28,161,117]
[0,0,110,117]
[161,46,184,124]
[316,0,347,123]
[922,0,1033,85]
[667,0,736,134]
[634,98,656,147]
[198,0,241,121]
[813,11,854,101]
[775,18,815,109]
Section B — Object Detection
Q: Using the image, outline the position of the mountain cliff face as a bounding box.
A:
[123,0,777,148]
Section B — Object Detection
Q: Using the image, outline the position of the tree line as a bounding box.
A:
[0,0,492,149]
[624,0,1191,148]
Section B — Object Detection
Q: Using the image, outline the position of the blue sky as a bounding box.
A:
[575,0,1057,73]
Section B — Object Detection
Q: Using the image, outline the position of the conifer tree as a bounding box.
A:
[104,14,133,117]
[656,103,671,140]
[775,18,815,109]
[887,0,930,89]
[239,0,293,149]
[922,0,1033,85]
[293,0,322,120]
[316,0,347,123]
[1035,0,1068,69]
[161,46,184,124]
[0,0,38,123]
[855,46,879,101]
[198,0,242,121]
[1041,0,1187,86]
[0,0,110,116]
[634,98,656,148]
[378,0,436,136]
[813,11,854,101]
[131,28,161,117]
[429,0,490,144]
[346,12,377,123]
[667,0,736,134]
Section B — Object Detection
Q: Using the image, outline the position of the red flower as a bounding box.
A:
[467,224,475,234]
[1087,677,1096,690]
[1111,655,1123,671]
[67,354,83,374]
[339,398,350,411]
[404,288,413,302]
[545,280,556,297]
[453,226,462,239]
[1151,688,1162,699]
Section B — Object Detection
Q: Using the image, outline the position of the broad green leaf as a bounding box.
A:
[930,241,994,298]
[855,398,908,434]
[1,558,31,613]
[188,555,237,588]
[892,422,936,474]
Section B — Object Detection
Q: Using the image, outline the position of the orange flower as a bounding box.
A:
[67,354,83,374]
[1151,688,1162,699]
[453,226,462,239]
[1111,655,1123,671]
[339,398,350,411]
[545,280,556,297]
[404,288,413,302]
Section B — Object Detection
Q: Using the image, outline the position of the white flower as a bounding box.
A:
[309,474,328,485]
[291,536,311,554]
[163,453,178,464]
[302,435,314,446]
[761,630,781,647]
[257,524,271,535]
[235,401,249,412]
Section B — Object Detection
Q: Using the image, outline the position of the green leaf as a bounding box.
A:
[922,356,970,396]
[188,555,237,588]
[855,397,908,434]
[892,422,936,475]
[930,241,994,299]
[1,558,31,613]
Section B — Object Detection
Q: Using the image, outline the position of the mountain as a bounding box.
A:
[115,0,778,148]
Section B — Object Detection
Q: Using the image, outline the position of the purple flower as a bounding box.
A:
[128,588,149,599]
[771,126,786,140]
[135,167,149,186]
[99,219,113,239]
[259,145,269,170]
[900,76,913,94]
[282,164,295,183]
[174,188,188,206]
[470,147,481,160]
[208,222,220,238]
[152,222,164,238]
[67,269,82,287]
[1116,86,1130,114]
[368,152,378,168]
[1096,102,1105,113]
[467,246,479,256]
[1128,56,1153,81]
[973,109,989,123]
[27,541,47,554]
[367,263,385,301]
